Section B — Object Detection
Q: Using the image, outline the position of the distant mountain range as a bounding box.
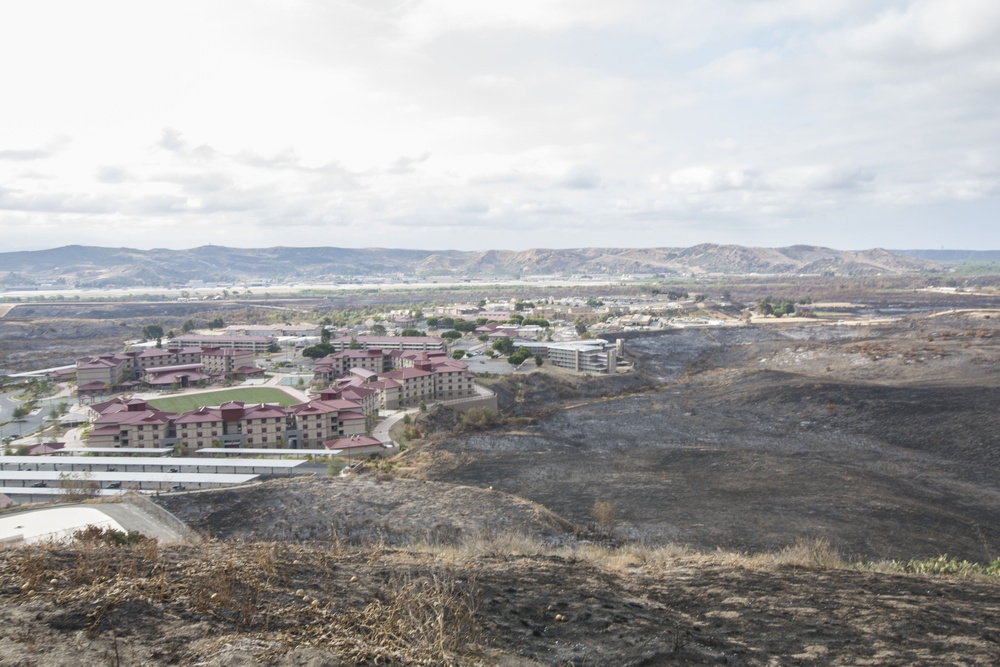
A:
[0,244,943,287]
[892,249,1000,262]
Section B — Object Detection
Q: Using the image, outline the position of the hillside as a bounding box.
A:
[0,244,939,287]
[1,482,999,665]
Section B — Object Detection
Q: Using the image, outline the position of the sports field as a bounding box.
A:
[148,388,300,412]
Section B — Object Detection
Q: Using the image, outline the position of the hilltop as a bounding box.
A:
[0,244,938,287]
[1,478,999,665]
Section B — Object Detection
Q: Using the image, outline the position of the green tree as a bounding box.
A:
[141,324,164,341]
[452,349,466,359]
[574,319,588,335]
[534,354,544,366]
[477,334,489,342]
[207,317,225,329]
[302,343,335,359]
[441,330,462,340]
[453,320,477,332]
[425,317,439,328]
[181,319,196,332]
[348,337,362,349]
[509,348,532,365]
[370,323,387,336]
[492,337,515,355]
[400,329,426,337]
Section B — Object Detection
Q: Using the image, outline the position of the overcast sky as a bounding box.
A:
[1,0,998,252]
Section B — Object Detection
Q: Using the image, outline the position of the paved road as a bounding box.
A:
[0,392,46,443]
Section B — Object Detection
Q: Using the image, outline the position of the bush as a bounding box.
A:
[453,407,504,434]
[73,525,148,546]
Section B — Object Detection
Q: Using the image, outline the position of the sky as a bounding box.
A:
[1,0,998,252]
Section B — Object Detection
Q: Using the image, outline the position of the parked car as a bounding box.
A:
[108,482,121,489]
[30,481,47,488]
[170,485,186,492]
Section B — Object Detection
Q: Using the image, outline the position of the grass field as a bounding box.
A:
[148,388,300,412]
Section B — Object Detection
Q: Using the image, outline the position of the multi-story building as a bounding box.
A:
[313,348,390,381]
[327,336,446,353]
[88,401,176,449]
[167,335,277,353]
[87,395,368,453]
[498,339,618,374]
[75,345,265,397]
[199,347,255,374]
[225,324,320,337]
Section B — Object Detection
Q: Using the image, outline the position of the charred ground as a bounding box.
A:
[419,313,1000,563]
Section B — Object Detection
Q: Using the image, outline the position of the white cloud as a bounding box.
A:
[0,0,997,251]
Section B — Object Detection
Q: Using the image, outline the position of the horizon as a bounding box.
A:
[2,2,999,251]
[2,243,998,256]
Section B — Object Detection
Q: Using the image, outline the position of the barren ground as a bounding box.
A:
[421,313,1000,562]
[2,303,1000,664]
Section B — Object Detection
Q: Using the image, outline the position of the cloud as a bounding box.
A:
[558,167,602,190]
[0,1,998,251]
[95,166,132,184]
[386,152,431,175]
[0,149,51,161]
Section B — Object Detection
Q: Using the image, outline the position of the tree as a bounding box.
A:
[207,317,225,329]
[302,343,334,359]
[181,319,196,333]
[575,319,588,335]
[534,354,544,366]
[141,324,164,341]
[321,326,331,343]
[478,334,489,342]
[441,330,462,341]
[425,317,439,328]
[509,348,532,366]
[266,342,280,353]
[400,329,426,337]
[370,323,387,336]
[492,337,515,355]
[348,337,362,349]
[453,320,477,332]
[452,349,466,359]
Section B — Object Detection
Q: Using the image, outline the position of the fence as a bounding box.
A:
[122,491,199,542]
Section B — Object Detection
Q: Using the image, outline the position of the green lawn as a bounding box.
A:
[148,388,301,413]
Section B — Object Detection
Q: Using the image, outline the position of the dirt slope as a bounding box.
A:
[1,538,998,666]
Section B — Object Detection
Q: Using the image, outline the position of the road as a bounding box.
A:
[0,392,47,444]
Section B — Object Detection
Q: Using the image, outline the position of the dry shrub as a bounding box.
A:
[768,538,844,570]
[592,500,617,537]
[342,571,480,665]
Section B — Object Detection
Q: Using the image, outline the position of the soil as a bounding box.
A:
[1,537,999,666]
[420,313,1000,562]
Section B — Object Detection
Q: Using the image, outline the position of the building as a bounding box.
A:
[225,324,320,337]
[327,336,446,353]
[75,345,265,397]
[86,395,368,454]
[167,335,277,353]
[511,340,618,373]
[313,348,391,381]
